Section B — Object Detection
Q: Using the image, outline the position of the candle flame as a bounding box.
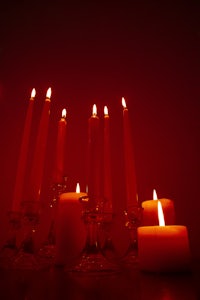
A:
[62,108,67,118]
[31,88,36,98]
[122,97,127,109]
[76,183,80,193]
[92,104,97,116]
[158,201,165,226]
[104,106,109,116]
[46,87,52,99]
[153,189,158,200]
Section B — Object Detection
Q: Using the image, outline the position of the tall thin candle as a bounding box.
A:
[122,97,137,209]
[28,88,51,203]
[87,104,101,208]
[11,89,36,211]
[53,108,67,184]
[103,106,112,212]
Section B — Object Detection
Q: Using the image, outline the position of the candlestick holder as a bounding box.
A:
[0,211,21,269]
[120,205,143,267]
[65,196,120,274]
[99,210,119,263]
[37,177,67,268]
[12,200,41,270]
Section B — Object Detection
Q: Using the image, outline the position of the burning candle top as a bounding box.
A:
[137,201,191,272]
[141,189,175,225]
[122,97,138,209]
[103,105,113,212]
[53,108,67,184]
[27,87,51,204]
[87,104,101,208]
[12,88,36,212]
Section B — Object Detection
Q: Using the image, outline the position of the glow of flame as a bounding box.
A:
[104,106,108,116]
[46,87,52,99]
[153,189,158,200]
[122,97,127,108]
[158,201,165,226]
[92,104,97,116]
[31,88,36,98]
[76,183,80,193]
[62,108,67,118]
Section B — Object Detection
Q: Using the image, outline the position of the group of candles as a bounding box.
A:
[11,88,191,272]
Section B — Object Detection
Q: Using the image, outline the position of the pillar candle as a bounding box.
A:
[103,106,112,213]
[122,97,138,209]
[137,201,191,272]
[86,104,101,209]
[55,183,87,267]
[53,108,67,184]
[141,189,175,225]
[12,89,36,212]
[28,88,51,203]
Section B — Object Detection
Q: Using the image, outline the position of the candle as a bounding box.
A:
[86,104,101,209]
[141,189,175,225]
[137,201,191,272]
[12,88,36,211]
[27,88,51,203]
[53,108,67,184]
[55,183,87,267]
[122,97,138,209]
[103,106,112,212]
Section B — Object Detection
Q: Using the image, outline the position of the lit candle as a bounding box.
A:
[12,88,36,211]
[103,106,112,212]
[86,104,101,208]
[141,189,175,225]
[55,183,87,267]
[28,88,51,203]
[137,201,191,272]
[122,97,138,209]
[53,108,67,184]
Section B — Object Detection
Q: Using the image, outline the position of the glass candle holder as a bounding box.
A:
[37,177,67,268]
[120,205,143,267]
[0,211,21,269]
[12,200,41,270]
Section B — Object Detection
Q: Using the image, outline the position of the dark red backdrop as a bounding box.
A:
[0,1,199,260]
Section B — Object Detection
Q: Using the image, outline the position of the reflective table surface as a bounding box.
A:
[0,262,199,300]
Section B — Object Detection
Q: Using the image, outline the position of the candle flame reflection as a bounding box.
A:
[46,87,52,99]
[153,189,158,200]
[62,108,67,118]
[31,88,36,98]
[104,106,108,116]
[158,201,165,226]
[122,97,127,108]
[92,104,97,116]
[76,183,80,193]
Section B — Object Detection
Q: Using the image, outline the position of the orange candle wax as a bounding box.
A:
[137,201,191,272]
[55,183,87,267]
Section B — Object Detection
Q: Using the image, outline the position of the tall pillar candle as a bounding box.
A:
[53,108,67,184]
[141,189,175,225]
[55,183,87,267]
[28,88,51,203]
[103,106,112,212]
[86,104,101,209]
[12,89,36,212]
[137,201,191,272]
[122,97,138,209]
